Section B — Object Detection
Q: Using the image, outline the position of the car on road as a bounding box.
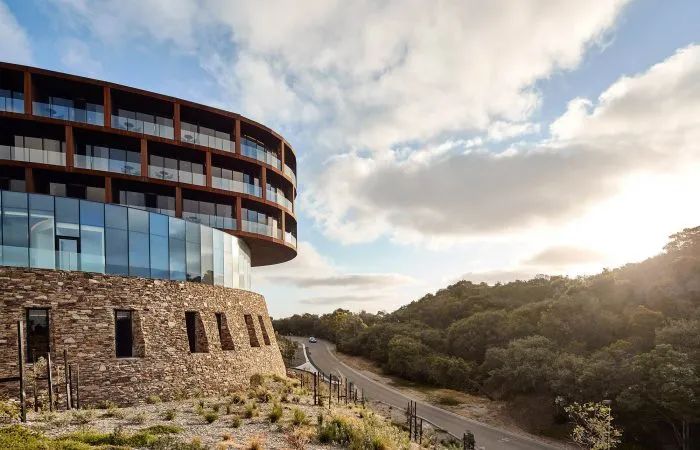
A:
[309,336,317,343]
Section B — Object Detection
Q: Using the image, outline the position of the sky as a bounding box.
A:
[2,0,700,318]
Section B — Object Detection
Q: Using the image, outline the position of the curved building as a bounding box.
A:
[0,62,296,405]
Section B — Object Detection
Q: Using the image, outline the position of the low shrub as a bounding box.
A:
[292,408,307,426]
[286,427,312,450]
[247,434,265,450]
[231,415,242,428]
[243,402,258,418]
[71,409,95,425]
[203,411,219,424]
[163,408,178,421]
[146,395,163,405]
[250,373,264,388]
[230,392,245,405]
[0,425,50,449]
[129,411,147,425]
[268,402,283,423]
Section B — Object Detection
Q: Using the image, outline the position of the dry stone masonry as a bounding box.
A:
[0,267,285,406]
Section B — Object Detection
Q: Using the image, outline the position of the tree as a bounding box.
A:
[664,226,700,255]
[447,310,509,362]
[564,401,622,450]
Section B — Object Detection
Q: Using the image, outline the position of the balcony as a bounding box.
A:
[0,89,23,113]
[181,121,233,152]
[266,188,293,211]
[112,109,174,139]
[149,156,205,186]
[33,98,103,126]
[242,137,281,170]
[74,146,141,176]
[0,137,65,166]
[284,231,297,247]
[284,163,297,185]
[242,219,282,239]
[183,212,236,230]
[212,176,261,197]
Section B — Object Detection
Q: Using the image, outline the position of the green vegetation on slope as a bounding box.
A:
[274,226,700,449]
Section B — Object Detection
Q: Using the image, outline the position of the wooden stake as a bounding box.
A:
[63,349,71,410]
[46,352,54,412]
[17,321,26,423]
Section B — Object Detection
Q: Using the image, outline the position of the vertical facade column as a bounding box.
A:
[235,196,242,231]
[205,151,212,188]
[104,177,112,203]
[24,167,34,193]
[280,140,285,168]
[281,211,286,241]
[103,86,111,128]
[261,166,267,201]
[173,102,181,141]
[175,186,182,218]
[65,125,74,170]
[234,118,241,155]
[140,138,148,178]
[23,71,32,115]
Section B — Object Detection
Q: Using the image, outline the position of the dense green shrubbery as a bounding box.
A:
[274,226,700,449]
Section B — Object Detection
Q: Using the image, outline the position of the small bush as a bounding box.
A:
[143,424,182,435]
[250,373,264,388]
[71,409,95,425]
[231,392,245,404]
[243,402,258,418]
[0,425,49,449]
[247,434,265,450]
[146,394,162,404]
[102,404,125,419]
[203,410,219,424]
[286,427,311,450]
[231,415,242,428]
[268,402,283,423]
[291,408,307,426]
[163,408,178,421]
[255,387,272,403]
[129,411,147,425]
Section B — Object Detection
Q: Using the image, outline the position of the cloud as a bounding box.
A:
[457,269,537,285]
[306,45,700,244]
[300,294,386,306]
[269,273,413,289]
[0,1,32,64]
[59,38,103,77]
[524,246,604,267]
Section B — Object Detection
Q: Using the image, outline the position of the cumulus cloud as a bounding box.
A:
[524,246,605,267]
[0,1,32,64]
[59,38,103,77]
[306,45,700,244]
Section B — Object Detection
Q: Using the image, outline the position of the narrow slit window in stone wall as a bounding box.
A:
[243,314,260,347]
[185,311,209,353]
[115,310,134,358]
[26,308,50,363]
[215,312,235,351]
[257,315,271,346]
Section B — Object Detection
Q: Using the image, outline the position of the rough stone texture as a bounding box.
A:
[0,267,285,406]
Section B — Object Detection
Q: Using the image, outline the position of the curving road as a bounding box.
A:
[291,337,564,450]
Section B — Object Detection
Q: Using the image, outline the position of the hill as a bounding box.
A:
[273,226,700,449]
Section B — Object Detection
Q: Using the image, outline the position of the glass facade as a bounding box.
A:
[75,144,141,176]
[0,135,66,166]
[33,97,104,126]
[181,121,233,152]
[0,89,24,113]
[0,190,252,289]
[112,109,174,140]
[211,166,261,197]
[242,137,281,169]
[149,154,205,186]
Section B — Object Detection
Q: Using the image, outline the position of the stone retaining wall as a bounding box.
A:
[0,267,285,406]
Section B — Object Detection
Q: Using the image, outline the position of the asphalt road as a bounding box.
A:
[291,337,563,450]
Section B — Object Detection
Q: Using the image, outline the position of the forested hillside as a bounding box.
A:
[273,227,700,449]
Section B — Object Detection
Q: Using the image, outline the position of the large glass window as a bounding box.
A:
[149,213,169,279]
[200,225,213,284]
[168,218,186,281]
[213,230,224,286]
[185,221,201,282]
[55,197,80,271]
[128,208,150,277]
[2,191,29,267]
[79,200,105,273]
[105,204,128,275]
[29,194,55,269]
[26,308,50,363]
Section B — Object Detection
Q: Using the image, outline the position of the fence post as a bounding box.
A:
[17,321,26,423]
[75,364,80,410]
[63,349,71,410]
[46,352,54,412]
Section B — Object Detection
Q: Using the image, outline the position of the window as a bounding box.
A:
[149,213,169,279]
[2,191,29,267]
[244,314,260,347]
[79,200,105,274]
[185,311,209,353]
[168,217,186,281]
[215,313,235,351]
[29,194,55,269]
[257,315,271,345]
[26,308,50,363]
[128,208,150,277]
[115,310,134,358]
[105,204,128,275]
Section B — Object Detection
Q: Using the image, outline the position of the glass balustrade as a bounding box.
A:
[241,138,282,170]
[148,165,205,186]
[75,154,141,176]
[180,122,233,152]
[0,144,65,166]
[284,231,297,247]
[242,220,282,239]
[182,212,236,230]
[0,89,24,113]
[212,177,262,197]
[266,188,293,211]
[111,110,174,139]
[33,99,103,125]
[284,164,297,184]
